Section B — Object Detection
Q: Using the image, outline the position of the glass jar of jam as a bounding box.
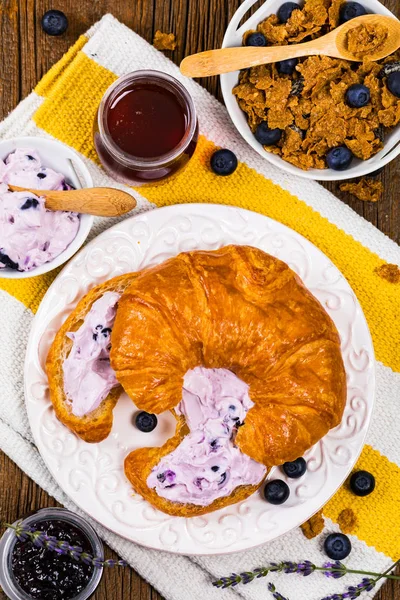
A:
[94,70,198,186]
[0,508,104,600]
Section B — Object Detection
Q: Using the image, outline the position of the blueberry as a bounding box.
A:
[350,470,375,496]
[277,58,298,75]
[282,457,307,478]
[387,71,400,98]
[211,466,219,472]
[101,327,111,337]
[264,479,290,504]
[21,198,39,210]
[326,146,353,171]
[135,411,158,432]
[277,2,300,23]
[246,32,267,47]
[41,10,68,36]
[37,172,47,179]
[0,251,19,270]
[324,533,352,560]
[255,121,282,146]
[339,1,367,23]
[210,149,238,176]
[345,84,370,108]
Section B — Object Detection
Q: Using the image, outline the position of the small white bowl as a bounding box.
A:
[221,0,400,181]
[0,136,93,279]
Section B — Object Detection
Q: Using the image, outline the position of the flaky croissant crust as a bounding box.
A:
[111,245,346,468]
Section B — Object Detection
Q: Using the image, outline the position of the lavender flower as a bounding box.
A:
[6,523,128,569]
[268,582,289,600]
[321,577,376,600]
[323,562,347,579]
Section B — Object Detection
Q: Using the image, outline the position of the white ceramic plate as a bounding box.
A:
[25,204,375,555]
[0,136,93,279]
[221,0,400,181]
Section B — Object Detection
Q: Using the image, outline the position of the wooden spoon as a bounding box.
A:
[180,14,400,78]
[8,185,136,217]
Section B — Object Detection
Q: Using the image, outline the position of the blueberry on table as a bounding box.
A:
[324,533,352,560]
[210,149,238,176]
[282,457,307,478]
[246,32,267,47]
[326,146,353,171]
[255,122,282,146]
[277,58,298,75]
[41,10,68,36]
[345,84,370,108]
[387,71,400,98]
[135,411,158,432]
[350,470,375,496]
[264,479,290,504]
[277,2,300,24]
[339,1,367,24]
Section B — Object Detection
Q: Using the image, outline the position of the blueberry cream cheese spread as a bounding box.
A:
[0,148,79,271]
[147,367,267,506]
[63,292,120,417]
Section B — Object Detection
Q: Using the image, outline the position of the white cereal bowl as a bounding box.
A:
[0,136,94,279]
[221,0,400,180]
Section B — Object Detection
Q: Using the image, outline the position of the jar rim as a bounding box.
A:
[0,508,104,600]
[97,70,197,170]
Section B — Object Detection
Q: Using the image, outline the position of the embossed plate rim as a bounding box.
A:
[24,204,375,555]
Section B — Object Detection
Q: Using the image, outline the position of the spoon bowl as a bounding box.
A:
[180,14,400,77]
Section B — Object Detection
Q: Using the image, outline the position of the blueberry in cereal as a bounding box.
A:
[246,32,268,47]
[326,146,353,171]
[255,122,283,146]
[233,0,400,171]
[339,1,367,24]
[345,84,370,108]
[277,58,298,75]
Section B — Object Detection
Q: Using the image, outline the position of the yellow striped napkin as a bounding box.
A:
[0,14,398,600]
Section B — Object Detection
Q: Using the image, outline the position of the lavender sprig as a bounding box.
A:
[212,560,400,589]
[268,582,289,600]
[6,522,128,568]
[321,578,375,600]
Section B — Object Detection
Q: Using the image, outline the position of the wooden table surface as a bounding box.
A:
[0,1,399,599]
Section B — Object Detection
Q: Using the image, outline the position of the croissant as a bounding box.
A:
[111,245,346,516]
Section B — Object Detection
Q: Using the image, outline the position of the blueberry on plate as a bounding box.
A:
[283,457,307,478]
[277,2,300,24]
[387,71,400,98]
[350,470,375,496]
[277,58,298,75]
[41,10,68,36]
[246,32,267,47]
[210,149,238,176]
[345,84,370,108]
[324,533,352,560]
[135,411,158,433]
[339,1,367,24]
[255,122,283,146]
[326,146,353,171]
[264,479,290,504]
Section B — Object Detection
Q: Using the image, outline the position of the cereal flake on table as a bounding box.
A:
[337,507,358,534]
[374,263,400,283]
[339,177,383,201]
[153,30,177,51]
[233,0,400,170]
[300,509,325,539]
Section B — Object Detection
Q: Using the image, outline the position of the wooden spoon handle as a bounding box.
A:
[8,186,136,217]
[180,42,320,77]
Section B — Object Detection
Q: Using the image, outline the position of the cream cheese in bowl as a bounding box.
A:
[0,137,93,279]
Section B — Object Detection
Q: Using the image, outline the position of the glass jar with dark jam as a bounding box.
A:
[93,70,199,186]
[0,508,104,600]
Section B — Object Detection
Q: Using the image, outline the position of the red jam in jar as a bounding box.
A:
[94,71,198,185]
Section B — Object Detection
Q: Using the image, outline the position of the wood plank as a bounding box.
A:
[0,0,399,598]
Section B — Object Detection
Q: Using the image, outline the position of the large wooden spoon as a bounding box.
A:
[180,14,400,77]
[8,185,136,217]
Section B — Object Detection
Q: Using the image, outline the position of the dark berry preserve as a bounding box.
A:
[11,520,93,599]
[94,71,198,186]
[0,508,103,600]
